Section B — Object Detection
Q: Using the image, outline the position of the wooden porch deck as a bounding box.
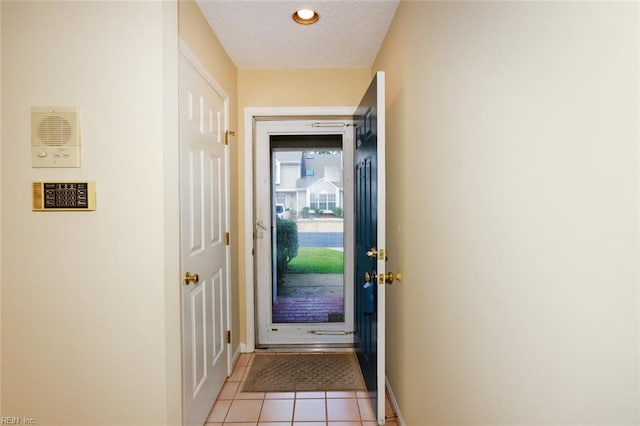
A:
[272,296,344,323]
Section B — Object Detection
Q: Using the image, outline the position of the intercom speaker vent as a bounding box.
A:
[32,107,78,146]
[31,106,81,167]
[37,115,72,145]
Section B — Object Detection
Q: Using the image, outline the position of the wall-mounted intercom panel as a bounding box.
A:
[31,107,81,168]
[32,181,96,211]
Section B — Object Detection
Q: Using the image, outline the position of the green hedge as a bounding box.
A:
[276,218,298,284]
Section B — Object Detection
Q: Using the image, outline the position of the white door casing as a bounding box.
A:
[179,45,230,426]
[243,107,356,352]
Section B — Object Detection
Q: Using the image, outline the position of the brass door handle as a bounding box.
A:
[183,272,200,286]
[379,272,402,285]
[366,248,377,259]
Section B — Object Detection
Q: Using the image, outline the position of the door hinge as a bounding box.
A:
[224,232,230,246]
[226,330,231,344]
[224,130,235,145]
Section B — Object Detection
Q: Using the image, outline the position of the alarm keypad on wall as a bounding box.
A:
[32,181,96,211]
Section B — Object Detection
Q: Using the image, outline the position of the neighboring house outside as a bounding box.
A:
[274,150,343,218]
[273,151,301,215]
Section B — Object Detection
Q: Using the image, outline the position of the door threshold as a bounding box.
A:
[254,343,356,353]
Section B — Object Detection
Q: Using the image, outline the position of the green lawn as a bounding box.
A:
[287,247,344,274]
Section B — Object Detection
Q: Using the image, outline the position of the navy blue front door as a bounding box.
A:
[354,72,385,424]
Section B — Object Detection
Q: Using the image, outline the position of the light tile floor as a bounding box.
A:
[205,352,399,426]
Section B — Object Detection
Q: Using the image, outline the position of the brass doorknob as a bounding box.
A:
[366,247,377,259]
[183,272,200,285]
[379,272,402,285]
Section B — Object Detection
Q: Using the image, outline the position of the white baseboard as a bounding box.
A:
[385,377,406,426]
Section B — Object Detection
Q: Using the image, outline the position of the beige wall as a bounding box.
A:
[236,68,371,342]
[1,2,181,424]
[178,0,240,356]
[374,2,638,424]
[239,69,372,107]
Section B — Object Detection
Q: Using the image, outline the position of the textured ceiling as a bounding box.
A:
[196,0,400,69]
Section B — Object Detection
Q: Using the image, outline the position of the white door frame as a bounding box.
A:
[243,107,356,352]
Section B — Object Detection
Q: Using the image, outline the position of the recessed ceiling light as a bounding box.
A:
[293,8,319,25]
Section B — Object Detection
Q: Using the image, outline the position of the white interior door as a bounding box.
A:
[179,51,229,426]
